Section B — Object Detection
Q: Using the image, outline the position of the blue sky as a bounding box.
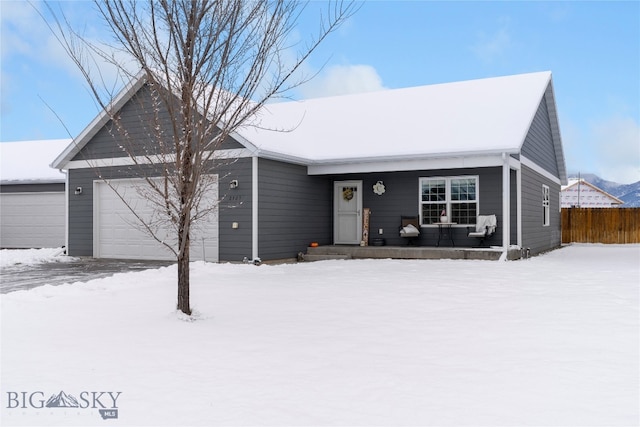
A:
[1,1,639,183]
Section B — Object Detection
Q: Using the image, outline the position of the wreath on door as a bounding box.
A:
[342,187,354,201]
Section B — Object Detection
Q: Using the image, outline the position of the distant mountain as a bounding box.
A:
[568,174,640,207]
[45,391,79,408]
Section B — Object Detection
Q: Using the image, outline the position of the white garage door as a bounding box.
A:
[94,178,218,261]
[0,192,66,249]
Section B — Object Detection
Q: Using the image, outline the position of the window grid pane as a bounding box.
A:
[422,203,446,224]
[452,202,477,224]
[451,178,476,201]
[422,179,446,202]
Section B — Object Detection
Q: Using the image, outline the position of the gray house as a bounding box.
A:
[52,71,567,262]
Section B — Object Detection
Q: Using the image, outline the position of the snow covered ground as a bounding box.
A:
[1,244,638,426]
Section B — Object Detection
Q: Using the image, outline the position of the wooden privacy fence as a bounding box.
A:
[562,208,640,244]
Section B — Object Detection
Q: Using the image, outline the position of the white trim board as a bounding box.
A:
[308,154,510,175]
[63,148,253,170]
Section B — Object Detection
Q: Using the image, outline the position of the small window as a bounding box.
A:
[420,176,478,225]
[542,185,550,226]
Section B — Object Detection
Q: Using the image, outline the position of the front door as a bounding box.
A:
[334,180,363,244]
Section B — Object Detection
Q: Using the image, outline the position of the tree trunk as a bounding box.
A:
[177,212,191,315]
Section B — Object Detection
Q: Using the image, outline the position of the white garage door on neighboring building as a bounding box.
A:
[0,191,66,249]
[94,178,219,261]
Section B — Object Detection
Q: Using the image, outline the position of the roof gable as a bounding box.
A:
[51,71,147,169]
[540,81,567,184]
[562,179,624,206]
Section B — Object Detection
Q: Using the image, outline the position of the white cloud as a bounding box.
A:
[1,1,132,96]
[297,64,386,99]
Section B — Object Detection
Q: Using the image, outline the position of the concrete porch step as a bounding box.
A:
[301,253,352,262]
[304,245,514,261]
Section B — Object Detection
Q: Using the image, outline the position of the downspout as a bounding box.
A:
[252,156,259,261]
[63,170,69,254]
[499,153,510,261]
[516,166,523,248]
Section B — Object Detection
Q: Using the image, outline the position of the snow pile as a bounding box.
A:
[0,247,75,268]
[1,244,638,426]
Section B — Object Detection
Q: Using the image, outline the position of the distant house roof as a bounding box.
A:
[561,179,624,208]
[52,71,566,182]
[1,139,70,184]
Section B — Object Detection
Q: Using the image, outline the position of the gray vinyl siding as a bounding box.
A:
[72,84,243,162]
[0,182,65,193]
[521,165,561,255]
[218,157,253,262]
[328,167,504,248]
[68,168,97,255]
[521,86,560,178]
[257,158,333,260]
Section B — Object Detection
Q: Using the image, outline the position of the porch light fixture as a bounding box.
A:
[229,180,239,189]
[75,186,82,195]
[373,181,385,195]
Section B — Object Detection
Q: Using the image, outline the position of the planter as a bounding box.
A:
[372,238,386,246]
[440,216,449,223]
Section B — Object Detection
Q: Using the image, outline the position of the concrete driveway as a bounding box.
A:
[1,258,174,294]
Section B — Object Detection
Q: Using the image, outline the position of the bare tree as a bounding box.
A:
[45,0,357,315]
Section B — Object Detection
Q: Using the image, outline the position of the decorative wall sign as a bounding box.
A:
[373,181,386,195]
[362,208,371,246]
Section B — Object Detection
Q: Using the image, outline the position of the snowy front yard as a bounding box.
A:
[1,244,638,426]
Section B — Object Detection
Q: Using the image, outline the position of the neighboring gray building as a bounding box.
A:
[51,71,567,261]
[1,140,70,249]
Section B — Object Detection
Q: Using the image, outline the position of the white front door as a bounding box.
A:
[334,180,362,244]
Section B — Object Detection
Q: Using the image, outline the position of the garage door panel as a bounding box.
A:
[0,192,65,248]
[95,179,218,261]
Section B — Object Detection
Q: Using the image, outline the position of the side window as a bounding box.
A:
[542,185,550,226]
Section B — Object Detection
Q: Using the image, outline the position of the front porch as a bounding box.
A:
[303,244,523,262]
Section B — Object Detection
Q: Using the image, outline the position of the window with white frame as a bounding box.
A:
[420,176,478,225]
[542,184,550,226]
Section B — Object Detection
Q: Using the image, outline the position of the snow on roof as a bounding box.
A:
[237,71,553,162]
[0,139,70,183]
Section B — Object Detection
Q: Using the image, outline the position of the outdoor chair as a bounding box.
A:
[467,214,497,247]
[399,216,420,246]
